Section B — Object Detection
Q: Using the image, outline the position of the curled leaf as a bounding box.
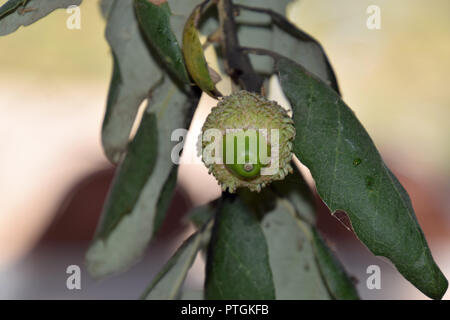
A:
[182,3,222,98]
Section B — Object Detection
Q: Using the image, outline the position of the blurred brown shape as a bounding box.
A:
[36,166,192,247]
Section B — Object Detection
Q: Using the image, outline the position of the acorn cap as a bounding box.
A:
[200,91,296,193]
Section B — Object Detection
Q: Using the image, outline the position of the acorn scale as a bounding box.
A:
[200,90,296,193]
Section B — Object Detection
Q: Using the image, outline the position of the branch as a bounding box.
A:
[217,0,264,93]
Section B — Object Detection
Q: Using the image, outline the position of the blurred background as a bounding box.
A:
[0,0,449,299]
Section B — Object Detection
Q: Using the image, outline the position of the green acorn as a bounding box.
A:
[200,91,295,193]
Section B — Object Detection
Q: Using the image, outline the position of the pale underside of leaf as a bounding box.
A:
[86,79,191,278]
[261,198,331,300]
[233,0,338,92]
[272,24,337,91]
[100,0,114,19]
[0,0,82,36]
[234,0,289,75]
[143,222,212,300]
[101,0,163,163]
[168,0,204,43]
[172,0,337,97]
[267,163,357,299]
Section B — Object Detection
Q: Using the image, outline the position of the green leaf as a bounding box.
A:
[276,57,448,300]
[101,52,123,161]
[205,195,275,300]
[86,77,194,278]
[260,197,331,299]
[142,222,212,300]
[95,111,158,241]
[101,0,164,163]
[311,228,359,300]
[134,0,190,84]
[182,4,221,98]
[153,165,178,235]
[0,0,82,36]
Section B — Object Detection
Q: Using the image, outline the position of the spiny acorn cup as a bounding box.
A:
[200,91,296,193]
